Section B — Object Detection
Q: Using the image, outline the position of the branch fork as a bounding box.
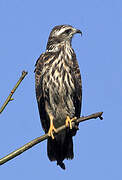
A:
[0,71,28,114]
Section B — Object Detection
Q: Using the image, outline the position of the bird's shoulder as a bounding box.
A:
[35,51,59,100]
[34,51,59,72]
[71,53,81,81]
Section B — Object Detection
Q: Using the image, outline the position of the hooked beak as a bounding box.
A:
[75,29,82,36]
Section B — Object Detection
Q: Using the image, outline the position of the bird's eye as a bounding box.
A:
[65,29,71,34]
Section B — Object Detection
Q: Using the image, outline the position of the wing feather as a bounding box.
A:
[35,53,50,132]
[72,53,82,118]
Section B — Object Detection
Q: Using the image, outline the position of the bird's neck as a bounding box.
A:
[46,40,73,55]
[62,41,74,61]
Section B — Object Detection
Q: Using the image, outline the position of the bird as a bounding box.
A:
[35,25,82,170]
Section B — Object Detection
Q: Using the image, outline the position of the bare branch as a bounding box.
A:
[0,112,103,166]
[0,71,28,114]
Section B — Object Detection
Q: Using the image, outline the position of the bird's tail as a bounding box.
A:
[47,130,74,170]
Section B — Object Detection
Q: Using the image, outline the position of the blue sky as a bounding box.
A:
[0,0,122,179]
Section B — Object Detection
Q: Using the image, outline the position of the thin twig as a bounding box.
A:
[0,71,28,114]
[0,112,103,166]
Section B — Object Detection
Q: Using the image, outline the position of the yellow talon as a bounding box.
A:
[48,114,57,139]
[48,124,57,139]
[65,116,77,129]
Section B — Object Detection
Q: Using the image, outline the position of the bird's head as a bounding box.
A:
[46,25,82,51]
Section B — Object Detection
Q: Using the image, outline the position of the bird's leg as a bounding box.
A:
[48,114,57,139]
[65,116,77,129]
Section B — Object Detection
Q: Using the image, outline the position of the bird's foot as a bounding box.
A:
[48,123,57,139]
[65,116,77,129]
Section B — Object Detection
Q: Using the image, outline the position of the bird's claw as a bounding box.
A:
[48,124,57,139]
[65,116,77,129]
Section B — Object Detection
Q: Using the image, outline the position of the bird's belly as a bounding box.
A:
[43,70,75,128]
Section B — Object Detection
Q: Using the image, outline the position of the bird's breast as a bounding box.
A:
[42,49,76,124]
[44,56,75,94]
